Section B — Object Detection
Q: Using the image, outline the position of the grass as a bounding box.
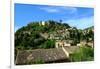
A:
[70,46,94,62]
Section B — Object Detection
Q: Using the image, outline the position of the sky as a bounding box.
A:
[15,3,94,31]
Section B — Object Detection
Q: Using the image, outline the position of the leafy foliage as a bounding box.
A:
[15,20,94,64]
[70,46,94,62]
[15,20,94,49]
[39,39,55,49]
[15,20,70,49]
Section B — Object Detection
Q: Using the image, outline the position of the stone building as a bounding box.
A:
[55,40,71,48]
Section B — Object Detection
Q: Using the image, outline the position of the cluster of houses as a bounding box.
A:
[48,29,70,40]
[40,28,94,48]
[22,21,94,48]
[55,40,93,48]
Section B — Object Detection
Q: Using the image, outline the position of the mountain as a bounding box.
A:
[15,20,71,49]
[16,20,70,33]
[15,20,94,50]
[84,26,94,31]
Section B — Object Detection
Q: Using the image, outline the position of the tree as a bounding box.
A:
[40,40,55,49]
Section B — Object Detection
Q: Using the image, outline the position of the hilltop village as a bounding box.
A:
[15,20,94,65]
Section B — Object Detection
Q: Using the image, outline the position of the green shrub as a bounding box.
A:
[39,39,55,49]
[70,46,94,62]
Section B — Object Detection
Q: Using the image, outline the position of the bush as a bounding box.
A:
[39,39,55,49]
[70,46,94,62]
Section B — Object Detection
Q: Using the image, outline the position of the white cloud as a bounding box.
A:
[40,7,60,13]
[39,7,60,13]
[61,6,78,14]
[39,6,78,14]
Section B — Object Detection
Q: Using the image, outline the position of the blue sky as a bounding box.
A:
[15,3,94,31]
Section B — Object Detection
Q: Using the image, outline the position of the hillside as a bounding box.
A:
[15,20,94,64]
[15,20,94,50]
[15,20,70,49]
[84,26,94,31]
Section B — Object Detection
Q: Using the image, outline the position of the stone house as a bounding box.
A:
[55,40,71,48]
[15,46,80,65]
[16,48,70,65]
[77,41,94,48]
[87,42,94,48]
[23,31,31,35]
